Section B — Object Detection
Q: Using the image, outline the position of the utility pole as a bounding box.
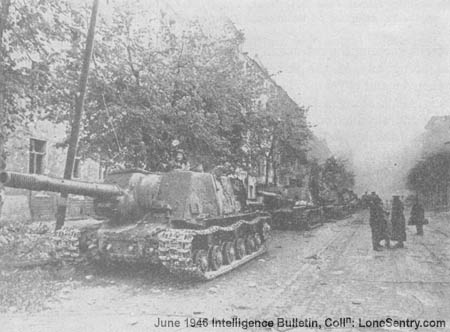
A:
[0,0,11,219]
[55,0,100,231]
[0,0,11,170]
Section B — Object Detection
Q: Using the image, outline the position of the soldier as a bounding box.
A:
[368,192,390,251]
[168,140,190,171]
[368,191,380,206]
[409,196,426,235]
[390,195,406,248]
[384,199,391,211]
[360,191,370,209]
[176,149,189,170]
[169,149,190,170]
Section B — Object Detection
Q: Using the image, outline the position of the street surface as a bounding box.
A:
[2,210,450,332]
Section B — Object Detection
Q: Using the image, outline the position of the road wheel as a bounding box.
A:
[209,245,223,271]
[254,234,262,250]
[193,250,208,273]
[222,242,236,265]
[234,238,246,259]
[262,223,271,241]
[245,235,256,254]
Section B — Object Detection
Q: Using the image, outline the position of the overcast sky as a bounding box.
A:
[167,0,450,172]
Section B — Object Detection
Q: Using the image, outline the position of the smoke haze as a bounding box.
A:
[163,0,450,197]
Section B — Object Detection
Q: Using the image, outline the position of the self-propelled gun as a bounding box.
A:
[0,169,271,280]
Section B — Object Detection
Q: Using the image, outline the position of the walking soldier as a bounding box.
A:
[409,196,427,235]
[368,192,390,251]
[390,195,406,248]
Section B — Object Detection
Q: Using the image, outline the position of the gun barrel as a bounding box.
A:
[0,171,122,198]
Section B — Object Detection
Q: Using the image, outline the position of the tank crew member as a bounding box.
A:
[368,192,390,251]
[168,139,190,170]
[168,148,190,170]
[409,196,427,235]
[175,149,190,170]
[390,195,406,248]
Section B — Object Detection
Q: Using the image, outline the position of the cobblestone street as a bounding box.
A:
[2,211,450,332]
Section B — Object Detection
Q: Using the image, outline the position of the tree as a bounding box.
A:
[244,81,311,184]
[321,156,355,191]
[407,152,450,194]
[2,0,312,179]
[0,0,77,167]
[49,2,311,174]
[0,0,11,170]
[53,6,257,171]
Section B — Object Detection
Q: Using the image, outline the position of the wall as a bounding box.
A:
[0,120,102,223]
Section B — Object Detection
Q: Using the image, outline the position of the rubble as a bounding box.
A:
[0,221,55,266]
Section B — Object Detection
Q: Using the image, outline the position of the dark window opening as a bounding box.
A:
[29,139,46,174]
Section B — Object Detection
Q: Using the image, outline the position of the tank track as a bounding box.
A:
[53,215,271,281]
[54,226,100,262]
[54,227,83,262]
[158,215,271,280]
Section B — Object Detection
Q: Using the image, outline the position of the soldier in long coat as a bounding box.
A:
[409,196,426,235]
[390,196,406,248]
[360,191,370,209]
[369,193,390,251]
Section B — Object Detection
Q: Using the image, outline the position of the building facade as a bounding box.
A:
[411,116,450,210]
[0,120,103,223]
[241,54,331,188]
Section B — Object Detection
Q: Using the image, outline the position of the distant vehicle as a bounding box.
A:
[257,185,324,230]
[321,188,360,220]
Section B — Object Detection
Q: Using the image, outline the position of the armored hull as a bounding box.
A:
[322,189,360,220]
[270,205,323,230]
[258,189,323,230]
[323,204,349,220]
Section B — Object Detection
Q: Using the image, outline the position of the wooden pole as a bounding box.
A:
[0,0,11,168]
[0,0,11,219]
[55,0,100,231]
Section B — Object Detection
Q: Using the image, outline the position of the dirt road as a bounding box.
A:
[2,211,450,332]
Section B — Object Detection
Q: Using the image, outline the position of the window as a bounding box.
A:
[29,139,46,174]
[73,158,81,178]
